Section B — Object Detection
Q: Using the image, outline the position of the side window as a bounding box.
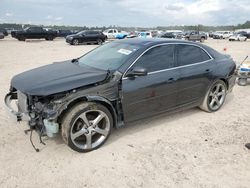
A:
[133,45,175,72]
[176,44,211,66]
[108,30,113,33]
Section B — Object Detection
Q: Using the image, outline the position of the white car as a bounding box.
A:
[229,34,247,41]
[213,31,233,39]
[103,29,128,39]
[138,32,153,38]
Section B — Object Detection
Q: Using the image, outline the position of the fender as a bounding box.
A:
[57,95,119,128]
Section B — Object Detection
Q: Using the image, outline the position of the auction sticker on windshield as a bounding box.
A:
[117,48,133,55]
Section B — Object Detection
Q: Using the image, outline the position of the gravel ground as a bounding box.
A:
[0,37,250,188]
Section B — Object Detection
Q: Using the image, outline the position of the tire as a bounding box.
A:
[199,80,227,112]
[97,38,103,45]
[18,36,25,41]
[200,37,205,43]
[72,39,79,45]
[61,102,113,152]
[238,78,247,86]
[46,35,54,41]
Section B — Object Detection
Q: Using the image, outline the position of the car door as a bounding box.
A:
[189,32,198,40]
[80,31,88,43]
[121,44,180,122]
[88,31,99,42]
[175,44,213,106]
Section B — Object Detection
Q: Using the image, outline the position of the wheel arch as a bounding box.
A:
[57,95,118,128]
[219,78,229,90]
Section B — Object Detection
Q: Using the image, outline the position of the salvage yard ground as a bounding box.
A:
[0,37,250,188]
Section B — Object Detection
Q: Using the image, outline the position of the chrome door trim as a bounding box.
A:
[122,42,214,80]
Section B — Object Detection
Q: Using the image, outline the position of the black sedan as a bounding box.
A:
[5,39,236,152]
[66,30,107,45]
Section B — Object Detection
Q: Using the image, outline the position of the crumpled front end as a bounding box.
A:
[4,87,60,138]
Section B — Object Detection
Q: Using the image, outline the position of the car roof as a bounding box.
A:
[114,38,225,60]
[114,38,201,47]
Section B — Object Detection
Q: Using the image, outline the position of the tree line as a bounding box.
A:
[1,21,250,32]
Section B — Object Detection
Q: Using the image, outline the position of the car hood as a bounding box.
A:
[11,60,108,96]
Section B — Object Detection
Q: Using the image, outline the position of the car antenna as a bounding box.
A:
[240,55,248,66]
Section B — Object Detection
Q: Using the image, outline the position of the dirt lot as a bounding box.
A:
[0,37,250,188]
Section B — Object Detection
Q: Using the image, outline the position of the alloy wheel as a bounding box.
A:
[208,83,226,111]
[73,39,79,45]
[70,110,110,150]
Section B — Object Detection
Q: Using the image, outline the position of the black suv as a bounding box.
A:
[66,30,107,45]
[0,28,8,36]
[11,27,57,41]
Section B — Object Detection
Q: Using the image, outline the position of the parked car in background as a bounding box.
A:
[5,38,236,152]
[11,26,57,41]
[159,32,176,39]
[103,29,128,39]
[213,31,233,39]
[0,32,4,39]
[237,31,250,39]
[208,32,214,38]
[126,31,138,38]
[138,31,153,38]
[66,30,107,45]
[0,28,8,36]
[57,30,76,38]
[185,31,207,42]
[229,34,247,41]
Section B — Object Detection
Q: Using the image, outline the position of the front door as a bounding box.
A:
[121,44,180,122]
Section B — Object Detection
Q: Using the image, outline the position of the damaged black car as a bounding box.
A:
[5,39,236,152]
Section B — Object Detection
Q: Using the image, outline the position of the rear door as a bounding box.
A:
[175,44,213,106]
[121,44,180,122]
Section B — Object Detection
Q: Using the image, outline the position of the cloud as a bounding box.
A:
[1,0,250,26]
[46,15,52,19]
[46,15,62,21]
[55,17,62,21]
[5,12,13,17]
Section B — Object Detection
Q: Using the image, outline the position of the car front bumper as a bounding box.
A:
[4,92,29,121]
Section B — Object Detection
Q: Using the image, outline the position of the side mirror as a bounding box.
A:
[126,67,148,78]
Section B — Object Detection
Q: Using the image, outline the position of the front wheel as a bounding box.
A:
[72,39,79,45]
[199,80,227,112]
[200,37,205,43]
[61,102,113,152]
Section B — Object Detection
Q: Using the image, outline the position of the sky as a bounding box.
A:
[0,0,250,27]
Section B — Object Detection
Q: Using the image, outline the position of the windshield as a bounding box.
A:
[78,42,140,71]
[77,31,85,35]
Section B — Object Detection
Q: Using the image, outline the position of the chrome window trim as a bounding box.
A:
[122,42,214,80]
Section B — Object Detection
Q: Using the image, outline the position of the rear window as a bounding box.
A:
[176,44,211,66]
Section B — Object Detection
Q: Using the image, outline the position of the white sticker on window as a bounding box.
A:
[117,48,132,55]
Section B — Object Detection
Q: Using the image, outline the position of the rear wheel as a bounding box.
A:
[97,38,103,45]
[61,102,113,152]
[200,80,227,112]
[18,36,25,41]
[45,35,54,41]
[200,37,205,43]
